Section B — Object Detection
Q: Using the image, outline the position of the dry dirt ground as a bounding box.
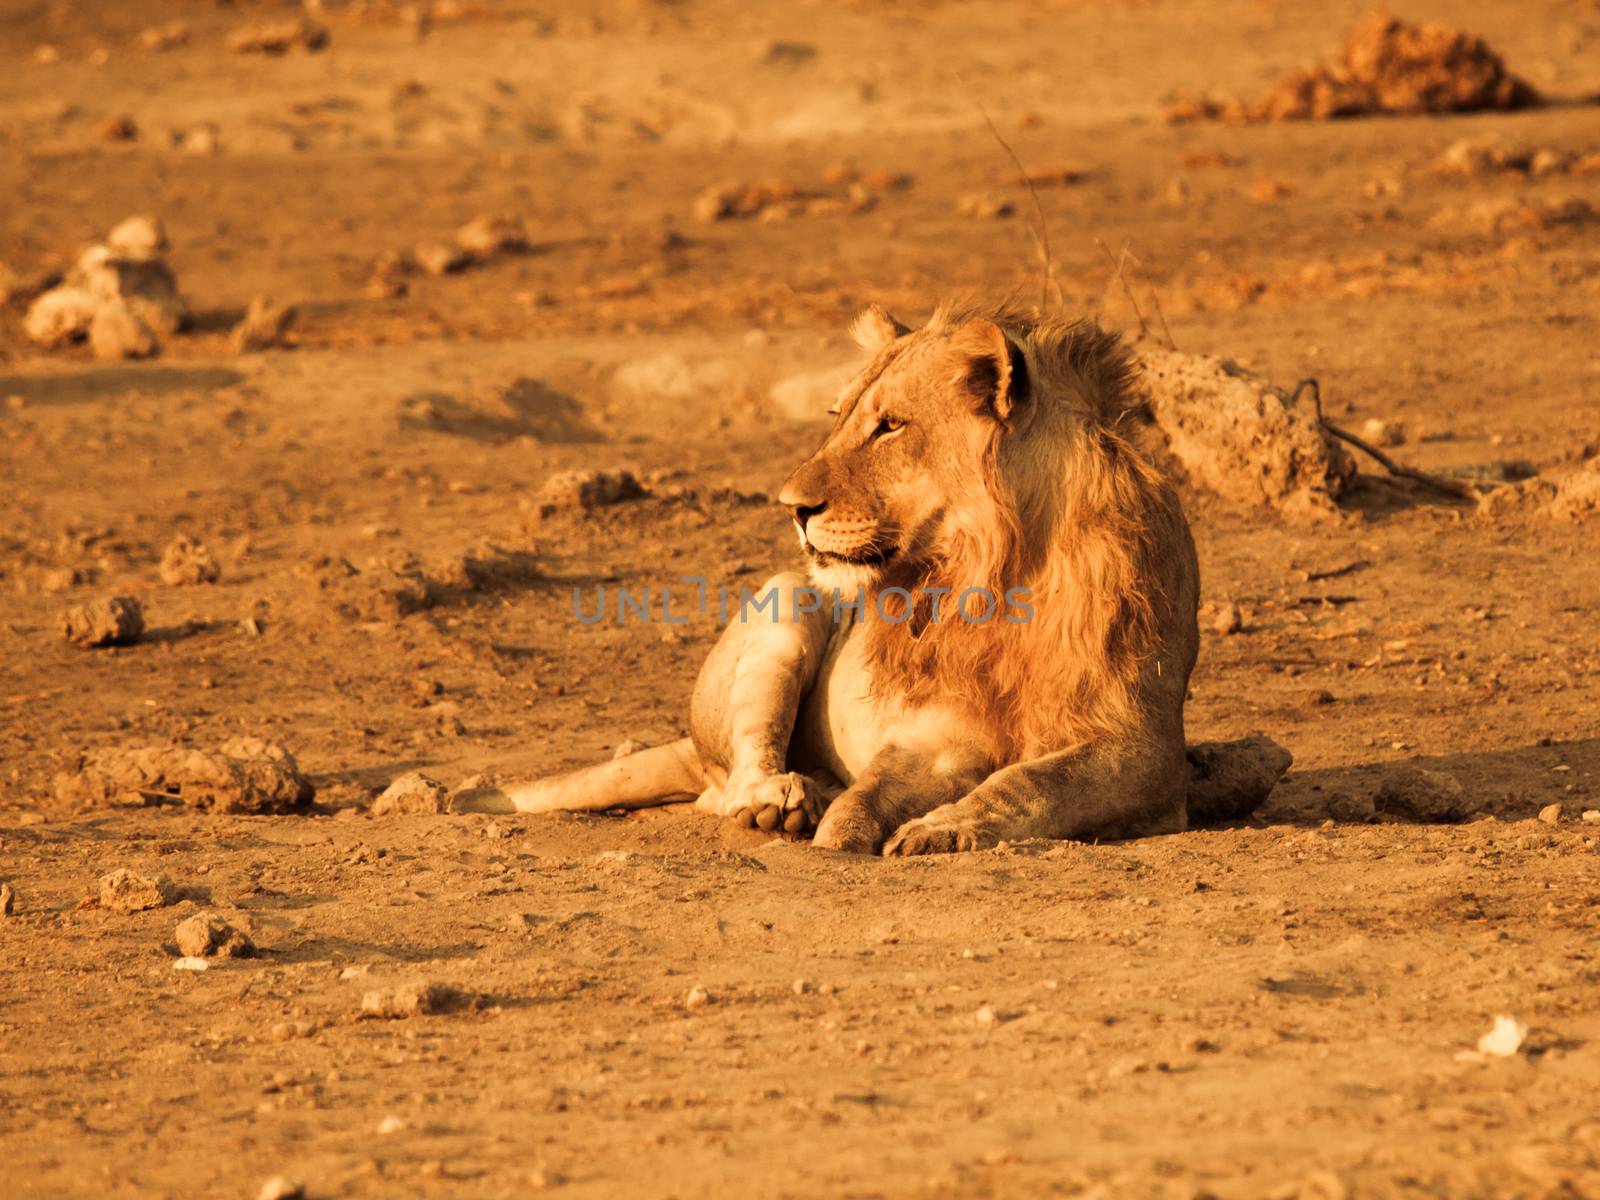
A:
[4,2,1600,1197]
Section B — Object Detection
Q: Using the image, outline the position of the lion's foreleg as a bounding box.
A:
[811,743,990,855]
[689,571,836,830]
[882,738,1187,856]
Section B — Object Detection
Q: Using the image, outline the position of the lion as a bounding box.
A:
[457,302,1291,854]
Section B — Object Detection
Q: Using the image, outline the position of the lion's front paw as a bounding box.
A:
[882,817,997,857]
[725,770,831,835]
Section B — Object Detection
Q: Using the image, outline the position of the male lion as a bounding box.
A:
[460,303,1290,854]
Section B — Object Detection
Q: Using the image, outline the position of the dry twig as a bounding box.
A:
[1291,378,1476,501]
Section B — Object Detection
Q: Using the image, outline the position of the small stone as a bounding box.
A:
[99,114,138,142]
[98,868,176,913]
[526,469,646,522]
[455,213,528,256]
[372,772,451,817]
[684,985,710,1010]
[1361,418,1407,447]
[106,215,168,261]
[1582,810,1600,824]
[610,739,647,760]
[359,982,471,1018]
[415,242,472,276]
[1477,1015,1527,1058]
[1374,765,1475,822]
[173,957,209,971]
[139,21,190,51]
[376,1114,406,1135]
[177,122,219,155]
[956,193,1014,219]
[792,979,812,995]
[1538,803,1563,826]
[159,535,221,585]
[257,1176,305,1200]
[1212,602,1244,635]
[174,910,255,958]
[1,882,14,916]
[229,19,328,55]
[975,1004,997,1025]
[230,296,295,352]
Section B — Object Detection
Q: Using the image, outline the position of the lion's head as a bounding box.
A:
[778,302,1197,757]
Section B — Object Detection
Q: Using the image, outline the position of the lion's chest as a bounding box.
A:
[794,622,899,784]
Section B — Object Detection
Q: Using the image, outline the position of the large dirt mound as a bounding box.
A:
[1167,12,1542,124]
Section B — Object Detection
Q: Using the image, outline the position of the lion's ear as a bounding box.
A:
[952,318,1029,422]
[850,303,909,353]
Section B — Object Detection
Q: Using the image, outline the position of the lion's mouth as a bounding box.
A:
[805,544,898,569]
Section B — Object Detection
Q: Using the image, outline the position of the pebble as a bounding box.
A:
[684,985,710,1010]
[975,1004,997,1025]
[173,957,210,971]
[956,193,1014,219]
[159,535,221,586]
[231,296,295,353]
[1537,803,1563,825]
[415,242,471,276]
[1360,418,1407,447]
[1477,1015,1527,1057]
[106,215,168,261]
[360,982,470,1018]
[257,1176,305,1200]
[0,881,14,916]
[1213,602,1244,635]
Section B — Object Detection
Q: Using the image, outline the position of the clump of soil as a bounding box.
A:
[159,535,221,586]
[1136,347,1357,519]
[359,982,474,1018]
[1185,734,1295,823]
[175,911,255,958]
[98,868,176,913]
[56,738,315,814]
[693,178,878,222]
[1374,765,1476,822]
[60,596,145,647]
[230,296,296,353]
[23,216,187,360]
[1167,13,1542,124]
[526,468,647,522]
[228,19,328,55]
[371,772,450,815]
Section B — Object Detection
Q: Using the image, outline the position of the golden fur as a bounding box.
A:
[851,303,1186,761]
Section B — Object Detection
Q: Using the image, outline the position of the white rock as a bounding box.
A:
[684,985,710,1010]
[1477,1014,1527,1057]
[106,215,169,261]
[173,956,210,971]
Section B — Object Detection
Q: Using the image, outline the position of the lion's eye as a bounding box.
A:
[873,415,905,438]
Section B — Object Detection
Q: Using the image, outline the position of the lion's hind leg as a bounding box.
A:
[454,738,704,814]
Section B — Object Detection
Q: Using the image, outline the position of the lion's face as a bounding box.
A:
[777,305,1028,597]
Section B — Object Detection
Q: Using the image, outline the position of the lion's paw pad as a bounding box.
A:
[728,772,829,835]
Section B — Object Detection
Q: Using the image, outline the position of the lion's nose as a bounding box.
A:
[789,500,826,532]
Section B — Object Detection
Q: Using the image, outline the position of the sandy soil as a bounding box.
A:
[3,2,1600,1197]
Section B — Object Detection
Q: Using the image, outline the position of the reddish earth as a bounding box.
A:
[2,2,1599,1197]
